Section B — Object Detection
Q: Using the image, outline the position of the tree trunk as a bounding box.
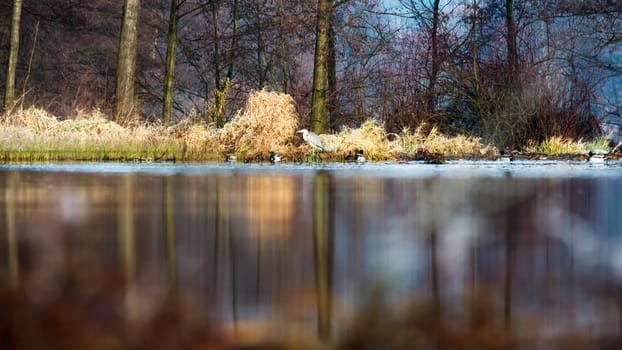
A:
[254,2,267,87]
[212,2,221,91]
[327,17,338,130]
[3,0,23,111]
[506,0,518,85]
[226,0,239,83]
[310,0,333,134]
[277,0,288,93]
[115,0,141,123]
[472,0,479,86]
[162,0,179,126]
[427,0,441,118]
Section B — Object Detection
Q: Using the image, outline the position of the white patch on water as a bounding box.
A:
[58,188,89,224]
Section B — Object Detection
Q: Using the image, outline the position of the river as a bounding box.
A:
[1,161,621,349]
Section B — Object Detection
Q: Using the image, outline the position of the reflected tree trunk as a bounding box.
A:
[255,225,261,303]
[224,179,238,330]
[504,206,516,330]
[211,177,222,312]
[117,175,138,327]
[313,170,333,339]
[470,234,479,324]
[164,176,177,296]
[430,229,441,320]
[5,172,19,289]
[424,179,443,346]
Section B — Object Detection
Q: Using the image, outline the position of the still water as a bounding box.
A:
[1,161,621,349]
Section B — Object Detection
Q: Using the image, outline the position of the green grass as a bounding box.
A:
[524,135,612,155]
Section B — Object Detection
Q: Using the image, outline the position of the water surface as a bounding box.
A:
[1,161,621,349]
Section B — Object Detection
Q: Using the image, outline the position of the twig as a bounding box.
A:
[22,21,39,99]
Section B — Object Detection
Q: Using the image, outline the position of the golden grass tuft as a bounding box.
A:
[583,135,611,154]
[6,98,605,162]
[178,123,220,159]
[322,119,393,159]
[397,125,493,156]
[218,89,299,157]
[0,107,222,162]
[524,136,585,155]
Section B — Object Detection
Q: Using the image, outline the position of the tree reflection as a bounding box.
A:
[5,171,19,289]
[0,167,620,349]
[117,175,137,326]
[313,170,334,339]
[164,175,177,296]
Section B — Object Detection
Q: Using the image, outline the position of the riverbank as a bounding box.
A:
[0,90,616,163]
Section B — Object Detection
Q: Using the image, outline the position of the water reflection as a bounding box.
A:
[1,164,621,349]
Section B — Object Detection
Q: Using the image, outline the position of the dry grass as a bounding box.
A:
[218,89,299,158]
[524,135,615,156]
[397,125,495,157]
[524,136,586,155]
[0,107,220,162]
[319,119,394,160]
[5,90,603,163]
[0,90,300,162]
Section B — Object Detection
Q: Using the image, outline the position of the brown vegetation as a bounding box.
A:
[0,90,615,163]
[1,0,619,147]
[218,89,299,158]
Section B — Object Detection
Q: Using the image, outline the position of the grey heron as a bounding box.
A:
[297,129,324,151]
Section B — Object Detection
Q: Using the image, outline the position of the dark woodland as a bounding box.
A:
[1,0,621,148]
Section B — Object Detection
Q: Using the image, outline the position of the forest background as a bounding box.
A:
[1,0,621,157]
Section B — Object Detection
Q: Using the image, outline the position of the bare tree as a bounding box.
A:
[399,0,445,119]
[505,0,518,85]
[227,0,239,83]
[162,0,180,125]
[115,0,141,122]
[3,0,23,111]
[4,0,620,142]
[310,0,333,134]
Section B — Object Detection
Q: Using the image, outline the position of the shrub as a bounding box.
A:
[218,89,299,156]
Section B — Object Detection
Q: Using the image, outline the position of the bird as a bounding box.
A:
[355,149,366,163]
[588,151,606,164]
[269,151,282,164]
[225,154,237,162]
[499,150,513,162]
[297,129,324,151]
[345,149,365,163]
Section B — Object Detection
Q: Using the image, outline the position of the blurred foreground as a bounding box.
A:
[1,163,621,349]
